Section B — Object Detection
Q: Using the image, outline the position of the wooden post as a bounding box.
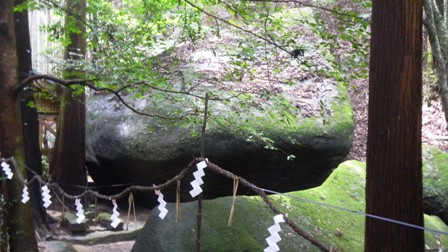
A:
[196,93,209,252]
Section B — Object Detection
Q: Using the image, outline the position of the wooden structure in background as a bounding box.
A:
[36,97,59,157]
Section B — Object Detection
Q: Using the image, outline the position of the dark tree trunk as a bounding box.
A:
[14,0,51,237]
[50,88,87,195]
[0,1,38,251]
[365,0,424,251]
[50,0,87,195]
[19,91,52,235]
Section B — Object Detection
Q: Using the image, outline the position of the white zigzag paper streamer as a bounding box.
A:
[1,160,13,180]
[264,214,285,252]
[41,185,52,208]
[154,189,168,219]
[75,198,86,224]
[189,160,207,198]
[21,185,30,204]
[110,199,121,228]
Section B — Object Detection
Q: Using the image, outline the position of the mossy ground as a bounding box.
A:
[423,145,448,203]
[135,160,448,251]
[270,160,447,251]
[271,160,366,251]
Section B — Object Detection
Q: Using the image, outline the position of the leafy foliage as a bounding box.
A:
[306,0,371,82]
[24,0,370,158]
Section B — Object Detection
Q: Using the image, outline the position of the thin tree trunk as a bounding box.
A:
[436,68,448,123]
[0,2,38,251]
[14,0,51,237]
[424,0,448,125]
[365,0,424,251]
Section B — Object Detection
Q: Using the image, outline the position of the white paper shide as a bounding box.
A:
[264,214,285,252]
[154,189,168,219]
[189,160,207,198]
[21,185,30,204]
[41,185,52,208]
[75,198,86,224]
[110,199,121,228]
[1,160,13,180]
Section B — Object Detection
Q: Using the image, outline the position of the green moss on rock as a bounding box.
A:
[424,215,448,249]
[423,145,448,224]
[133,160,448,251]
[272,160,366,251]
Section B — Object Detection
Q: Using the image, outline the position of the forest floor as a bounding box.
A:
[38,203,150,252]
[347,78,448,162]
[38,79,448,251]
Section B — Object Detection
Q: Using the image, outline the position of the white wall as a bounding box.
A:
[28,9,61,75]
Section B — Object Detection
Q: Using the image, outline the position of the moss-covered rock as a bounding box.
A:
[423,145,448,224]
[96,212,124,231]
[62,212,88,233]
[85,5,355,207]
[86,80,354,207]
[132,160,448,251]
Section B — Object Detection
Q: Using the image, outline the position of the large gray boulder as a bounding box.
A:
[132,160,448,251]
[85,20,354,206]
[86,78,354,206]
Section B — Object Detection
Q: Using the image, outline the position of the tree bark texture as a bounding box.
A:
[19,91,52,236]
[423,0,448,125]
[50,0,87,195]
[0,1,39,251]
[14,0,51,237]
[50,88,87,195]
[366,0,424,251]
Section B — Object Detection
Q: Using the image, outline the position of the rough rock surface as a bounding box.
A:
[132,160,448,252]
[86,78,354,207]
[423,145,448,224]
[84,7,355,206]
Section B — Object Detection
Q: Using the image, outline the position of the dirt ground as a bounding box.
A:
[38,202,150,252]
[347,79,448,162]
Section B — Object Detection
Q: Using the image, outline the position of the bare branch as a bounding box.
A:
[245,0,366,20]
[134,82,207,100]
[183,0,319,72]
[40,0,107,57]
[12,74,195,120]
[183,0,290,55]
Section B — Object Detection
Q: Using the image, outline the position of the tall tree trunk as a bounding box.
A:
[19,90,52,236]
[50,0,87,195]
[365,0,424,251]
[14,0,51,238]
[0,2,38,251]
[50,89,87,195]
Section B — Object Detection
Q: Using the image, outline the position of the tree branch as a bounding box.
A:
[245,0,366,20]
[40,0,106,57]
[183,0,290,55]
[183,0,326,73]
[12,74,196,120]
